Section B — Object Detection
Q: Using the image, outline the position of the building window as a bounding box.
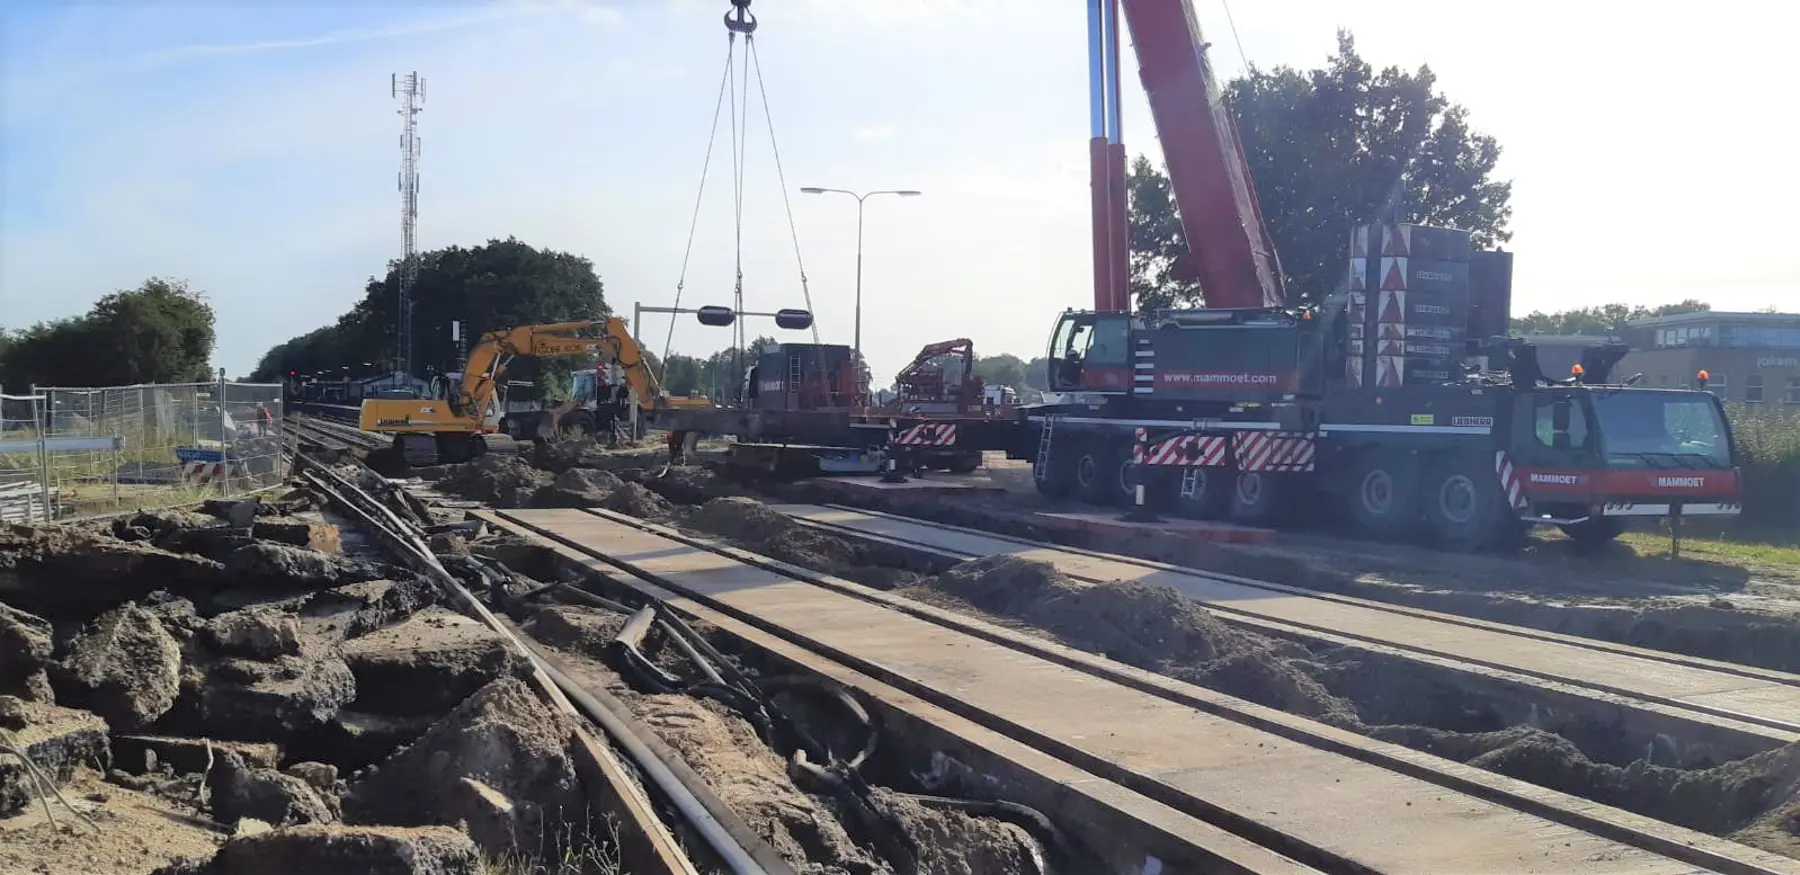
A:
[1709,373,1726,398]
[1788,377,1800,405]
[1745,374,1764,403]
[1720,326,1800,349]
[1658,375,1668,387]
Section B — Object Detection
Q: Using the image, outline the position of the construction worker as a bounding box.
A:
[255,402,274,437]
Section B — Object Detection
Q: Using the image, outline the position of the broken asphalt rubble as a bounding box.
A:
[0,485,604,874]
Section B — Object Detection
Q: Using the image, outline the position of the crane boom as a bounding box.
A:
[1092,0,1286,311]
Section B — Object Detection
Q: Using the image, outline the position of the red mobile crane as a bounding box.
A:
[1005,0,1744,549]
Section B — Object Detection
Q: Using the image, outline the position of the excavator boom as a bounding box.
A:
[358,317,701,466]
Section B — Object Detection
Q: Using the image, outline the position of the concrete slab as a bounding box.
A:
[1033,511,1277,545]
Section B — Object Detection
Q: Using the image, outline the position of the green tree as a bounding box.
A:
[1511,300,1710,336]
[251,237,608,385]
[1023,357,1050,391]
[971,353,1027,392]
[1130,32,1512,310]
[0,278,216,388]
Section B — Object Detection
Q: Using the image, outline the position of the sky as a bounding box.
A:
[2,0,1795,386]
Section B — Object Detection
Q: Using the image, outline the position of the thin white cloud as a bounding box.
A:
[128,7,529,65]
[852,123,898,140]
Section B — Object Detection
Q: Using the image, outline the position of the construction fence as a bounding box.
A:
[0,379,286,524]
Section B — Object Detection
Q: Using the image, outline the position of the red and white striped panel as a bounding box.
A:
[1145,434,1229,467]
[1234,432,1316,473]
[182,461,243,485]
[1495,450,1528,510]
[893,423,958,446]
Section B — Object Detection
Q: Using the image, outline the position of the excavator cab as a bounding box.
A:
[1047,310,1133,393]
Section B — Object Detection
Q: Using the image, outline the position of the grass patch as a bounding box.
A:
[1617,528,1800,568]
[1727,403,1800,529]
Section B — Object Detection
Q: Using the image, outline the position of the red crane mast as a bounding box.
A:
[1089,0,1287,312]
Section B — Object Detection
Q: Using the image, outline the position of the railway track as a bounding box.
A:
[480,505,1800,875]
[290,454,777,875]
[286,413,388,452]
[773,504,1800,761]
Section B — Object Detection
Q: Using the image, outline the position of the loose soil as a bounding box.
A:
[0,768,227,875]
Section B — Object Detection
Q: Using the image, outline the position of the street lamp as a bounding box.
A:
[799,187,921,366]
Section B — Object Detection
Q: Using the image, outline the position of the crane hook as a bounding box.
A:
[724,0,757,34]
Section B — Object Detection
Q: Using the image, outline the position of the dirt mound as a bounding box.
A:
[343,677,583,854]
[438,455,551,507]
[186,824,480,875]
[918,555,1357,722]
[648,464,737,505]
[532,440,664,474]
[689,497,862,571]
[690,497,794,542]
[929,556,1246,664]
[869,789,1041,875]
[527,468,624,509]
[601,482,676,520]
[0,601,54,701]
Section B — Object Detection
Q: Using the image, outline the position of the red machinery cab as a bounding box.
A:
[1507,383,1740,541]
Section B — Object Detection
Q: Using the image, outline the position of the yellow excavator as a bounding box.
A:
[358,318,706,466]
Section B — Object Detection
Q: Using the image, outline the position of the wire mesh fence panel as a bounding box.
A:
[221,381,287,494]
[20,380,290,522]
[0,390,55,524]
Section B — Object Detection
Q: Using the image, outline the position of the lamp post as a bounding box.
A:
[798,187,921,367]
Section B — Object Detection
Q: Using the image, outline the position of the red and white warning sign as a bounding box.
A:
[1382,223,1413,257]
[1379,256,1409,291]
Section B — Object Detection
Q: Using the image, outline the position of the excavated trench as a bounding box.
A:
[426,449,1800,861]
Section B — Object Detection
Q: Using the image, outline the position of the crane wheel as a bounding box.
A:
[1072,439,1113,504]
[946,452,982,475]
[1229,471,1291,526]
[1345,450,1422,538]
[1421,453,1511,551]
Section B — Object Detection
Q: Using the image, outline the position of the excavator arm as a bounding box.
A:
[362,317,703,438]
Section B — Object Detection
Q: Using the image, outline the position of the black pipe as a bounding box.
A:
[525,641,791,875]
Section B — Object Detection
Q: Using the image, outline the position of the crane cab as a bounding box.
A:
[1046,310,1133,393]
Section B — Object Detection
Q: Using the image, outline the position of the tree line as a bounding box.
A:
[0,279,217,390]
[250,237,609,397]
